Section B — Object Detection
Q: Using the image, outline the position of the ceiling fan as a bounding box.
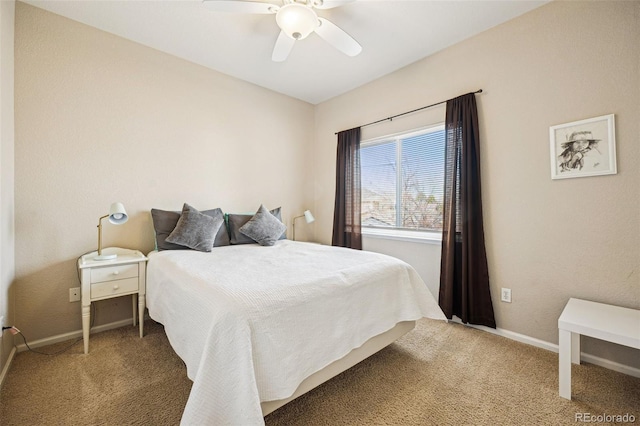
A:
[202,0,362,62]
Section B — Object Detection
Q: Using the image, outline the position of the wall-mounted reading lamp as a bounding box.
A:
[292,210,315,241]
[95,202,128,261]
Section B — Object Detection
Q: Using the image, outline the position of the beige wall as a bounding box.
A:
[1,0,16,377]
[11,0,640,371]
[314,1,640,368]
[14,3,315,341]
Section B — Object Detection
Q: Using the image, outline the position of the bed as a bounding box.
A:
[146,240,446,425]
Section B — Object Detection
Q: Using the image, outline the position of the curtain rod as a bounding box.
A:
[334,89,483,135]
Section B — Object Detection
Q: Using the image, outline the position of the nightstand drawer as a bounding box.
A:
[91,264,138,284]
[91,277,139,299]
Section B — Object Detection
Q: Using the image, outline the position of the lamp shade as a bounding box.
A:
[276,3,318,40]
[303,210,315,224]
[95,202,128,261]
[108,202,128,225]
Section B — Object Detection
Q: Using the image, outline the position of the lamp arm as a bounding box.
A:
[292,215,305,242]
[97,214,109,255]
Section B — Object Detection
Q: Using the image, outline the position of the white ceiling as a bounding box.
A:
[22,0,548,104]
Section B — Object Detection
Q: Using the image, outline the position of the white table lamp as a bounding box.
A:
[292,210,315,241]
[95,202,128,261]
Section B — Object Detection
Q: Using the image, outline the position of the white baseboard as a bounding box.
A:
[15,317,145,352]
[451,317,640,378]
[0,346,16,389]
[579,353,640,378]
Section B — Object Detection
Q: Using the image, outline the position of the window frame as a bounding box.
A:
[360,123,445,244]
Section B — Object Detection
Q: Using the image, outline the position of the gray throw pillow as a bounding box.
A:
[239,205,287,247]
[227,207,286,245]
[165,203,224,252]
[271,207,287,240]
[151,207,230,250]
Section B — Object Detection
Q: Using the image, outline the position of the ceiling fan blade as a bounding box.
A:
[272,31,296,62]
[315,17,362,57]
[313,0,356,10]
[202,0,278,14]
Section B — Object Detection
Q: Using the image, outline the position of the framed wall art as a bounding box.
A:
[549,114,616,180]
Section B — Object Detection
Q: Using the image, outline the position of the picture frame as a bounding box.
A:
[549,114,616,180]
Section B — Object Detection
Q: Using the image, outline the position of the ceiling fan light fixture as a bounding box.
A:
[276,3,318,40]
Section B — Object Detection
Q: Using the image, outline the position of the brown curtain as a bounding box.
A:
[332,127,362,249]
[439,93,495,328]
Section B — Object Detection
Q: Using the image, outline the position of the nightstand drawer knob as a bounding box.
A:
[113,271,119,275]
[113,284,119,290]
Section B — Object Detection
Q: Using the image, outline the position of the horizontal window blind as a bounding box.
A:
[361,125,445,232]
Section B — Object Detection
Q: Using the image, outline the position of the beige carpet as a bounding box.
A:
[1,319,638,425]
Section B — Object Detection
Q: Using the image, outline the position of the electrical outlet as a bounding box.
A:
[501,288,512,303]
[69,287,81,302]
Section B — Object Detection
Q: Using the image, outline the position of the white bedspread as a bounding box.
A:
[146,240,445,425]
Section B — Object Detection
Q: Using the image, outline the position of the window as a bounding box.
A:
[360,124,445,239]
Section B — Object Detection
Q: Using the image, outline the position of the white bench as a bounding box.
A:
[558,298,640,399]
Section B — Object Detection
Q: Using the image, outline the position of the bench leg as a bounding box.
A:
[571,332,580,364]
[559,329,573,399]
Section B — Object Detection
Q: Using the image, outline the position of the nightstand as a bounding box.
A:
[78,247,148,354]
